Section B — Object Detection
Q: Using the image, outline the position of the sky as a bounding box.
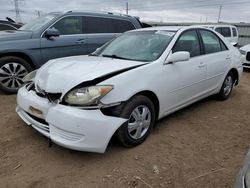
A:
[0,0,250,24]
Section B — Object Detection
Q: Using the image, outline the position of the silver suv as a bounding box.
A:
[0,11,144,93]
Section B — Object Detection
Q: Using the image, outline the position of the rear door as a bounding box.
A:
[85,16,136,54]
[198,29,231,91]
[40,16,87,63]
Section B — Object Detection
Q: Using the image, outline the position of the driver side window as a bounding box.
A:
[51,16,83,35]
[172,30,201,57]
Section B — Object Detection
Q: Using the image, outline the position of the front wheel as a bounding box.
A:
[117,95,156,147]
[217,72,234,100]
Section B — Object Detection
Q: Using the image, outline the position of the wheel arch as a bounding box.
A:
[101,90,160,121]
[229,68,239,85]
[129,90,160,121]
[0,52,36,70]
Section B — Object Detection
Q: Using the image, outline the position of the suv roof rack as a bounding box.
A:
[66,10,133,18]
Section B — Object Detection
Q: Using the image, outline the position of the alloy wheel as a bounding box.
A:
[0,62,28,89]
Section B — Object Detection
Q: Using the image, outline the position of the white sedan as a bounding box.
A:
[16,26,243,153]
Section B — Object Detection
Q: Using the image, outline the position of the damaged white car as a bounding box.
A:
[16,26,242,153]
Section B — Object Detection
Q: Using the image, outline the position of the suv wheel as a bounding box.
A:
[0,56,32,94]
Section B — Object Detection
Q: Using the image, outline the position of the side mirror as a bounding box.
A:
[45,28,60,38]
[166,51,190,64]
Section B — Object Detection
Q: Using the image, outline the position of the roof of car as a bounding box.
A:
[133,25,206,32]
[199,24,236,28]
[62,10,138,20]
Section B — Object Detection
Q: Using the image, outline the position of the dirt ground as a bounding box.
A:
[0,71,250,188]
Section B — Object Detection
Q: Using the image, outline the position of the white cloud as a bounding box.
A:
[0,0,249,23]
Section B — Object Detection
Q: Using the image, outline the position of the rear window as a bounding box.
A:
[215,27,231,37]
[200,30,228,54]
[111,19,135,33]
[232,27,237,37]
[85,17,135,34]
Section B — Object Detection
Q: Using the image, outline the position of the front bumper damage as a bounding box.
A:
[16,85,126,153]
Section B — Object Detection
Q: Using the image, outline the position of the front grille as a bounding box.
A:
[27,83,62,103]
[36,92,62,103]
[246,52,250,61]
[26,82,35,91]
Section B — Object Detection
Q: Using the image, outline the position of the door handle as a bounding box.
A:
[76,39,85,44]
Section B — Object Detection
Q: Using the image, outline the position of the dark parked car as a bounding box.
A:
[0,11,146,93]
[0,19,22,31]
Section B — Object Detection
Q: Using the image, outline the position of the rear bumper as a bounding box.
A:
[16,86,126,153]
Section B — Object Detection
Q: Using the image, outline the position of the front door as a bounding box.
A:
[40,16,87,63]
[160,30,207,115]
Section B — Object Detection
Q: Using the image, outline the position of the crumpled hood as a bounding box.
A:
[35,55,146,95]
[0,30,33,41]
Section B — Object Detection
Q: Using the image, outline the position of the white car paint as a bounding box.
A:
[16,26,243,153]
[239,44,250,68]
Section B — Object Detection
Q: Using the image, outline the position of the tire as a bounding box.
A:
[0,56,33,94]
[117,95,156,147]
[217,72,234,100]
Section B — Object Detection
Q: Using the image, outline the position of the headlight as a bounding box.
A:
[22,70,37,83]
[239,49,246,55]
[64,85,113,106]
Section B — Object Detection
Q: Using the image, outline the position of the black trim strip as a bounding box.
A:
[76,64,146,88]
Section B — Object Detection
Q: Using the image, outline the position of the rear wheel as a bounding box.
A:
[117,95,156,147]
[217,72,234,100]
[0,56,32,94]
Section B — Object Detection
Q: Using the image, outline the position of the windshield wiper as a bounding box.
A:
[102,54,130,60]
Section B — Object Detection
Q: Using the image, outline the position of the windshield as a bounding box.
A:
[19,14,58,31]
[97,30,175,62]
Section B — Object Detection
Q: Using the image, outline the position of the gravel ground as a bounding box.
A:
[0,71,250,188]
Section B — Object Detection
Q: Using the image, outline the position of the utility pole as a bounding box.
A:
[14,0,22,23]
[36,10,41,17]
[126,2,129,15]
[217,5,222,23]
